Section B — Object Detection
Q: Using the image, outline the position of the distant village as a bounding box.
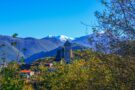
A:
[0,40,74,78]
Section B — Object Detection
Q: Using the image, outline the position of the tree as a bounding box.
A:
[0,44,7,67]
[95,0,135,39]
[0,62,24,90]
[11,33,20,62]
[22,48,27,56]
[20,57,25,65]
[95,0,135,55]
[23,81,34,90]
[12,33,18,38]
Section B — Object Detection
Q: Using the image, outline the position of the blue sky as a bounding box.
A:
[0,0,103,38]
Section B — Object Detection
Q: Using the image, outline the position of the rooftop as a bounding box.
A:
[20,70,32,73]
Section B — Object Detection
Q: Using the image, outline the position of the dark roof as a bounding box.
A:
[64,40,71,46]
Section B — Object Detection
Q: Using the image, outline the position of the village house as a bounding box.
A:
[18,40,73,77]
[20,70,34,78]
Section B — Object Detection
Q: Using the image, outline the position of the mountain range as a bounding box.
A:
[0,32,110,63]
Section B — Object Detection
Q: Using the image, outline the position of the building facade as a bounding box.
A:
[55,40,73,63]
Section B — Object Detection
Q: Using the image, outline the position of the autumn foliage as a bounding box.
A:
[0,50,135,90]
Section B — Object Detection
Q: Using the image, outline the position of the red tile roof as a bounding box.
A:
[20,70,32,73]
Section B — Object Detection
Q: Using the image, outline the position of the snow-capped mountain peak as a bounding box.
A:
[56,35,74,42]
[45,35,74,42]
[47,35,54,38]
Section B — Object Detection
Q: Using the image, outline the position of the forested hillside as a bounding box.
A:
[0,50,135,90]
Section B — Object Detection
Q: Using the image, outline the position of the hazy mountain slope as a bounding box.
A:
[25,43,87,64]
[21,37,63,57]
[0,40,24,63]
[0,33,110,63]
[0,35,64,58]
[73,32,111,53]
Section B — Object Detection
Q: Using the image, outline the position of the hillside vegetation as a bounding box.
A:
[0,50,135,90]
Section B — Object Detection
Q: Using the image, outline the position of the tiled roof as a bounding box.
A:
[20,70,32,73]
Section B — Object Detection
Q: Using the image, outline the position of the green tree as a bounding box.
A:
[95,0,135,55]
[95,0,135,39]
[11,33,20,62]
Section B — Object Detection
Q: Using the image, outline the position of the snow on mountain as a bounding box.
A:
[25,33,112,64]
[0,33,111,63]
[73,32,111,53]
[45,35,74,42]
[56,35,74,42]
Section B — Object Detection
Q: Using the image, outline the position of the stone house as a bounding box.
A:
[55,40,73,63]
